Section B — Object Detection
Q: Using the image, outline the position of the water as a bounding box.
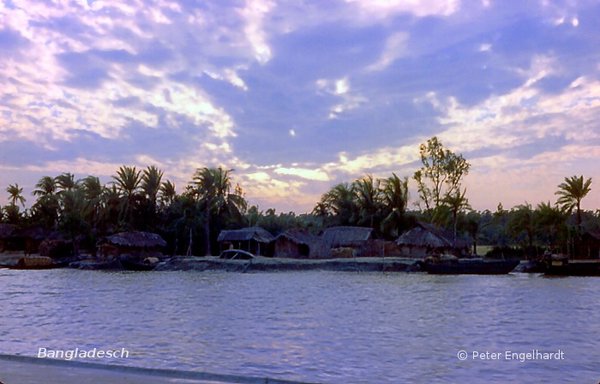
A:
[0,269,598,383]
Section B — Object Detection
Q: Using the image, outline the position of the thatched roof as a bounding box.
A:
[396,227,449,248]
[217,227,274,243]
[275,229,321,245]
[0,224,17,239]
[19,226,50,241]
[322,226,373,248]
[103,231,167,248]
[396,222,469,249]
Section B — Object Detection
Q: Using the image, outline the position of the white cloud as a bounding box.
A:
[274,167,329,181]
[238,0,274,64]
[346,0,460,18]
[367,32,408,71]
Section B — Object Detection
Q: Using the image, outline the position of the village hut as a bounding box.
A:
[396,222,470,258]
[20,226,51,255]
[0,224,18,252]
[217,227,275,256]
[273,230,330,259]
[579,228,600,259]
[321,226,373,258]
[97,231,167,261]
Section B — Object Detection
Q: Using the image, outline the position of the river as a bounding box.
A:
[0,269,598,383]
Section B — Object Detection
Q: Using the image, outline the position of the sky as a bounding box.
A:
[1,0,599,214]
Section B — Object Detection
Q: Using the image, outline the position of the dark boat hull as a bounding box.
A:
[119,258,157,271]
[544,261,600,276]
[422,259,520,275]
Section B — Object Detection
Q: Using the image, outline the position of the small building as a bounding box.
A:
[396,222,470,258]
[321,226,373,258]
[217,227,274,256]
[322,226,373,248]
[273,230,330,259]
[579,229,600,259]
[97,231,167,260]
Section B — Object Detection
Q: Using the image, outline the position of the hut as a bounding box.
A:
[321,226,373,258]
[273,230,330,259]
[20,226,51,255]
[97,231,167,261]
[217,227,274,256]
[396,222,470,258]
[579,228,600,259]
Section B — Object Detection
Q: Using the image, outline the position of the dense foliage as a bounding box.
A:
[1,138,597,258]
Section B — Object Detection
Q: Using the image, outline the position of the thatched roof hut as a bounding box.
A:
[217,227,274,256]
[321,226,373,249]
[0,223,19,252]
[273,230,330,259]
[0,224,17,239]
[396,222,470,258]
[97,231,167,260]
[103,231,167,248]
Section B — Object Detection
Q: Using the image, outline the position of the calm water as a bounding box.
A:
[0,269,598,383]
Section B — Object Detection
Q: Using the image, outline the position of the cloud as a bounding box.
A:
[1,0,599,213]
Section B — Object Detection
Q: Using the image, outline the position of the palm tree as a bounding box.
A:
[442,188,471,246]
[55,172,77,194]
[317,183,357,225]
[508,203,535,255]
[192,167,247,255]
[32,176,59,229]
[380,173,409,237]
[142,166,164,205]
[33,176,56,197]
[112,166,142,228]
[555,175,592,230]
[79,175,104,235]
[535,201,566,251]
[113,166,142,199]
[6,183,25,207]
[353,175,382,228]
[159,180,177,207]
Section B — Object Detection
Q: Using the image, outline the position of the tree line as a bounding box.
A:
[1,137,597,257]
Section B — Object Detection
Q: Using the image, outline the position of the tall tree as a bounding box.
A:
[413,136,470,220]
[380,173,409,237]
[32,176,59,230]
[508,203,536,253]
[112,166,142,229]
[159,180,177,207]
[442,188,471,245]
[192,167,247,255]
[142,166,164,205]
[353,175,382,228]
[6,183,25,207]
[555,175,592,230]
[55,172,77,193]
[535,201,566,251]
[316,182,357,226]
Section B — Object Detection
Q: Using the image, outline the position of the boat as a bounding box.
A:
[543,255,600,276]
[8,256,69,270]
[420,255,520,275]
[119,256,160,271]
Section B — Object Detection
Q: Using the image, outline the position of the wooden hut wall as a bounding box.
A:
[274,237,310,259]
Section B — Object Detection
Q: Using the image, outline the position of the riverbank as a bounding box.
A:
[155,256,420,272]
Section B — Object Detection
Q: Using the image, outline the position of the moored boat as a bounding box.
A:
[421,255,520,275]
[543,255,600,276]
[119,255,160,271]
[9,256,68,270]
